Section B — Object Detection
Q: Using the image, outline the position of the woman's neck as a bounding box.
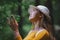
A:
[32,20,43,30]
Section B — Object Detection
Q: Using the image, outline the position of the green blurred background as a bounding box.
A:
[0,0,60,40]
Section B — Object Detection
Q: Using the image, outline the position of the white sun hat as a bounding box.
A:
[36,5,50,19]
[28,5,51,19]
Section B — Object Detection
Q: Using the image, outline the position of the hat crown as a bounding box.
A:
[37,5,50,16]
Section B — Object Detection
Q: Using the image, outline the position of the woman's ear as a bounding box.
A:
[39,14,44,18]
[39,16,42,18]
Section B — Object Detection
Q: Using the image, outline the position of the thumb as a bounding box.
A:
[7,17,11,25]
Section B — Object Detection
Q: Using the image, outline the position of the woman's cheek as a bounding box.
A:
[29,13,36,20]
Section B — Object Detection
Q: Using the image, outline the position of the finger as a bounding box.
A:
[10,15,16,23]
[10,15,18,26]
[7,17,11,25]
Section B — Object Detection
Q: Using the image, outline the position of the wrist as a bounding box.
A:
[13,30,20,38]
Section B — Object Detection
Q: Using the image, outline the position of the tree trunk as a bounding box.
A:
[17,0,24,38]
[45,0,55,37]
[35,0,40,6]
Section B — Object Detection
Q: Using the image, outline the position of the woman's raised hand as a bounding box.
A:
[7,15,19,31]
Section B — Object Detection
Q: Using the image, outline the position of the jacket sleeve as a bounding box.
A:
[15,35,22,40]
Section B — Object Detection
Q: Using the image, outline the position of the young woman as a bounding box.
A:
[8,5,55,40]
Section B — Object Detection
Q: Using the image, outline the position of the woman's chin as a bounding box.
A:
[29,18,36,23]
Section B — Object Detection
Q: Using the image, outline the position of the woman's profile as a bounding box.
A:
[7,5,55,40]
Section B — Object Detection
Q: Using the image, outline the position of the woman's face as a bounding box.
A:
[28,7,43,22]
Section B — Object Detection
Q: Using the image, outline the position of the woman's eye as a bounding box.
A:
[33,9,36,11]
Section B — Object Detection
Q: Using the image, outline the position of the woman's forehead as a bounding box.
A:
[28,7,38,12]
[29,7,36,10]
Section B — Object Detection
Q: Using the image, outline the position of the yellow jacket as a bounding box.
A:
[16,29,50,40]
